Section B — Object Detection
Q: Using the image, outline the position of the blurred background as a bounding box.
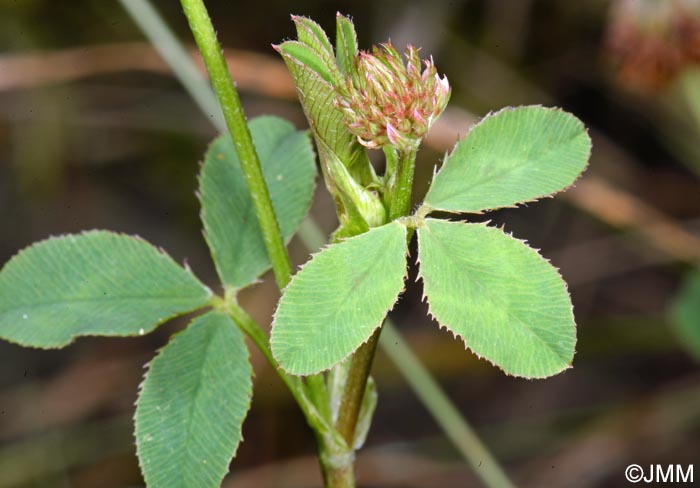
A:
[0,0,699,486]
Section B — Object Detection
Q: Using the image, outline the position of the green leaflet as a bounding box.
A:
[670,269,700,361]
[424,106,591,213]
[277,41,337,85]
[417,219,575,378]
[335,13,358,76]
[0,231,211,348]
[199,115,316,290]
[271,222,408,375]
[136,311,252,488]
[291,16,340,84]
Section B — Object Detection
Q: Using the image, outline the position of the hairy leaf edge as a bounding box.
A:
[416,219,577,379]
[423,105,592,215]
[270,222,409,376]
[0,230,212,349]
[134,311,254,486]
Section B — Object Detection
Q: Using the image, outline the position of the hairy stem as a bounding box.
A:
[223,299,345,451]
[179,0,292,289]
[334,329,381,445]
[317,443,355,488]
[388,147,418,220]
[334,147,418,448]
[122,3,514,486]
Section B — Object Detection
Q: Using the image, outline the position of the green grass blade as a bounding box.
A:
[670,269,700,361]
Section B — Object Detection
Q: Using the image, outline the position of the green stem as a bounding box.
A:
[177,3,340,482]
[334,329,381,444]
[224,300,345,450]
[223,301,301,402]
[121,3,514,485]
[334,146,418,447]
[307,374,332,421]
[388,147,418,220]
[317,445,355,488]
[179,0,293,289]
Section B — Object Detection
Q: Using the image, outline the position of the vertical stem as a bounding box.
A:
[335,147,418,447]
[122,3,514,487]
[317,436,356,488]
[179,0,293,289]
[388,147,418,220]
[334,329,381,444]
[175,4,340,484]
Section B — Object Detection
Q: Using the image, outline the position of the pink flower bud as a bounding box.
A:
[335,42,451,151]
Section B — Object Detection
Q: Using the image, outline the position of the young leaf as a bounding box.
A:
[335,13,358,76]
[272,222,408,375]
[0,231,211,348]
[276,37,373,182]
[277,41,337,84]
[670,269,700,361]
[424,106,591,213]
[200,115,316,290]
[417,219,575,378]
[136,311,252,488]
[291,15,340,83]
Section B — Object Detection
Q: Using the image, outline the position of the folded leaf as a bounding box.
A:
[291,15,340,83]
[335,13,358,76]
[424,106,591,213]
[277,41,337,84]
[418,219,575,378]
[200,115,316,290]
[276,35,374,184]
[272,222,408,375]
[0,231,211,348]
[136,311,252,488]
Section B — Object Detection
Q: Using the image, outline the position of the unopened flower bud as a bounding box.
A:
[335,43,451,152]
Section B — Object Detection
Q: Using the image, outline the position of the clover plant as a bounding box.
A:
[0,2,591,487]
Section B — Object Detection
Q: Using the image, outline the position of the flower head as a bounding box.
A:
[335,42,450,151]
[606,0,700,92]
